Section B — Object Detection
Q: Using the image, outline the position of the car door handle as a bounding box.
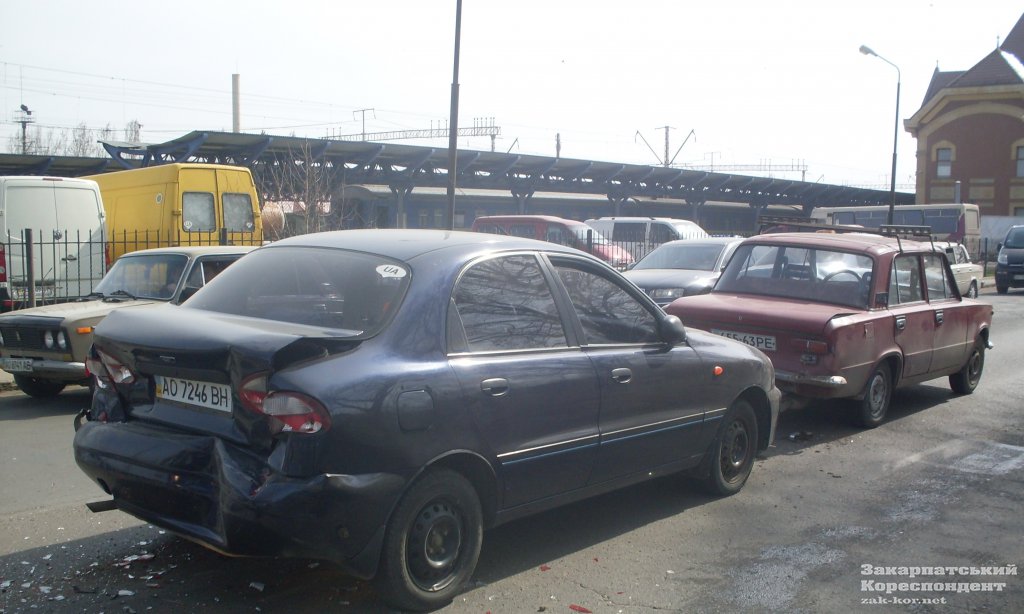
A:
[934,310,944,326]
[61,255,78,262]
[895,315,906,331]
[480,378,509,397]
[611,368,633,384]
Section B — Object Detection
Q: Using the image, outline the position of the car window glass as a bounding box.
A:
[923,253,953,300]
[553,261,660,345]
[95,254,189,300]
[182,192,215,232]
[508,224,536,239]
[184,257,240,289]
[612,222,645,242]
[717,244,873,308]
[223,193,255,232]
[186,246,409,336]
[450,255,567,353]
[888,255,923,304]
[649,223,673,243]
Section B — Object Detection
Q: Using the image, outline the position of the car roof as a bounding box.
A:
[117,245,259,258]
[739,231,932,255]
[659,237,743,247]
[472,214,583,224]
[265,229,593,262]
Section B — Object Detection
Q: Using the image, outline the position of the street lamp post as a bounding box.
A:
[859,44,901,226]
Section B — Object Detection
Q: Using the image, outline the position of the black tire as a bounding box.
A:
[996,284,1008,295]
[13,375,66,398]
[855,363,892,428]
[950,339,985,395]
[374,468,482,612]
[701,400,758,496]
[966,281,978,298]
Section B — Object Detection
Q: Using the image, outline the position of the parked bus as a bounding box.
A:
[810,203,980,257]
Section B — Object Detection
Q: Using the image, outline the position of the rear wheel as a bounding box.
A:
[701,400,758,496]
[855,363,892,428]
[13,375,66,398]
[374,468,482,612]
[950,339,985,394]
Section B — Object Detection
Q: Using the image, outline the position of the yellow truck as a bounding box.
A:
[85,163,262,260]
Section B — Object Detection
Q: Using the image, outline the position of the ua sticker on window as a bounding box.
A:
[376,264,407,279]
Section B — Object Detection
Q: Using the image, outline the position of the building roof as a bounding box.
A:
[920,12,1024,107]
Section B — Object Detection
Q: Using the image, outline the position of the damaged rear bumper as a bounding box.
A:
[73,420,406,579]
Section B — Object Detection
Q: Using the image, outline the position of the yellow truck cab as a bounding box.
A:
[85,163,262,260]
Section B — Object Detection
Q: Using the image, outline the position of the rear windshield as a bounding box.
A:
[185,246,410,336]
[716,244,874,308]
[223,193,255,232]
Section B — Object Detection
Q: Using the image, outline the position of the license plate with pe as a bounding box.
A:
[710,329,777,351]
[155,376,232,412]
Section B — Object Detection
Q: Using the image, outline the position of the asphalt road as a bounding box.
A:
[1,289,1022,613]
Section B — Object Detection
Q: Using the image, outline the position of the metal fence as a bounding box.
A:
[2,228,258,311]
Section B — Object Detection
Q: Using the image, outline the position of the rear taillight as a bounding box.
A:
[0,243,6,283]
[89,348,137,387]
[238,373,330,435]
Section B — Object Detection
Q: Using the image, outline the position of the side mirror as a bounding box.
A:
[997,242,1002,251]
[660,314,687,345]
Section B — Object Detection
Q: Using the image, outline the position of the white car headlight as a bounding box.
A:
[650,288,687,300]
[44,330,54,348]
[997,250,1008,265]
[57,331,68,350]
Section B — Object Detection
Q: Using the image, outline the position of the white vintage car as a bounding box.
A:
[935,242,983,298]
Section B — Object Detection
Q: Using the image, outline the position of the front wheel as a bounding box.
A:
[855,363,892,428]
[996,284,1008,295]
[374,468,482,612]
[701,400,758,496]
[13,375,66,398]
[950,339,985,394]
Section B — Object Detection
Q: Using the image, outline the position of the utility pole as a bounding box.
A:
[16,104,34,154]
[353,108,375,141]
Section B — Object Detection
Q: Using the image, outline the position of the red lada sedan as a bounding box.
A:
[666,230,993,428]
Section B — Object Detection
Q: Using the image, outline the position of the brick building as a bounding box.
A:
[905,12,1024,216]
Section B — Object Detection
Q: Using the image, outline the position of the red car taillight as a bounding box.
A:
[239,373,330,435]
[88,349,137,387]
[0,243,7,283]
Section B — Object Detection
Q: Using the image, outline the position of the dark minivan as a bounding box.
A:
[995,224,1024,294]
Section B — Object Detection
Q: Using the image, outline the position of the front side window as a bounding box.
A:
[888,255,923,305]
[186,246,410,336]
[449,255,566,353]
[182,192,216,232]
[223,193,255,232]
[936,148,952,178]
[553,260,659,345]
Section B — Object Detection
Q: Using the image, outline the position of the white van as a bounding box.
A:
[0,177,106,311]
[585,216,709,261]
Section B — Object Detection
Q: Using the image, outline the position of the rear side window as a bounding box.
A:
[650,223,674,243]
[508,224,537,239]
[223,193,255,232]
[449,255,566,352]
[186,246,410,336]
[611,222,645,242]
[182,192,215,232]
[889,255,923,304]
[923,253,953,300]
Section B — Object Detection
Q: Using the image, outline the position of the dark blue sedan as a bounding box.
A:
[74,229,780,611]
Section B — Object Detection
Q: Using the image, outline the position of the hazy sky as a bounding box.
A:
[1,1,1021,190]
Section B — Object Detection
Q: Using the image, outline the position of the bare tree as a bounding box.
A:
[4,120,140,156]
[255,142,340,240]
[123,120,142,143]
